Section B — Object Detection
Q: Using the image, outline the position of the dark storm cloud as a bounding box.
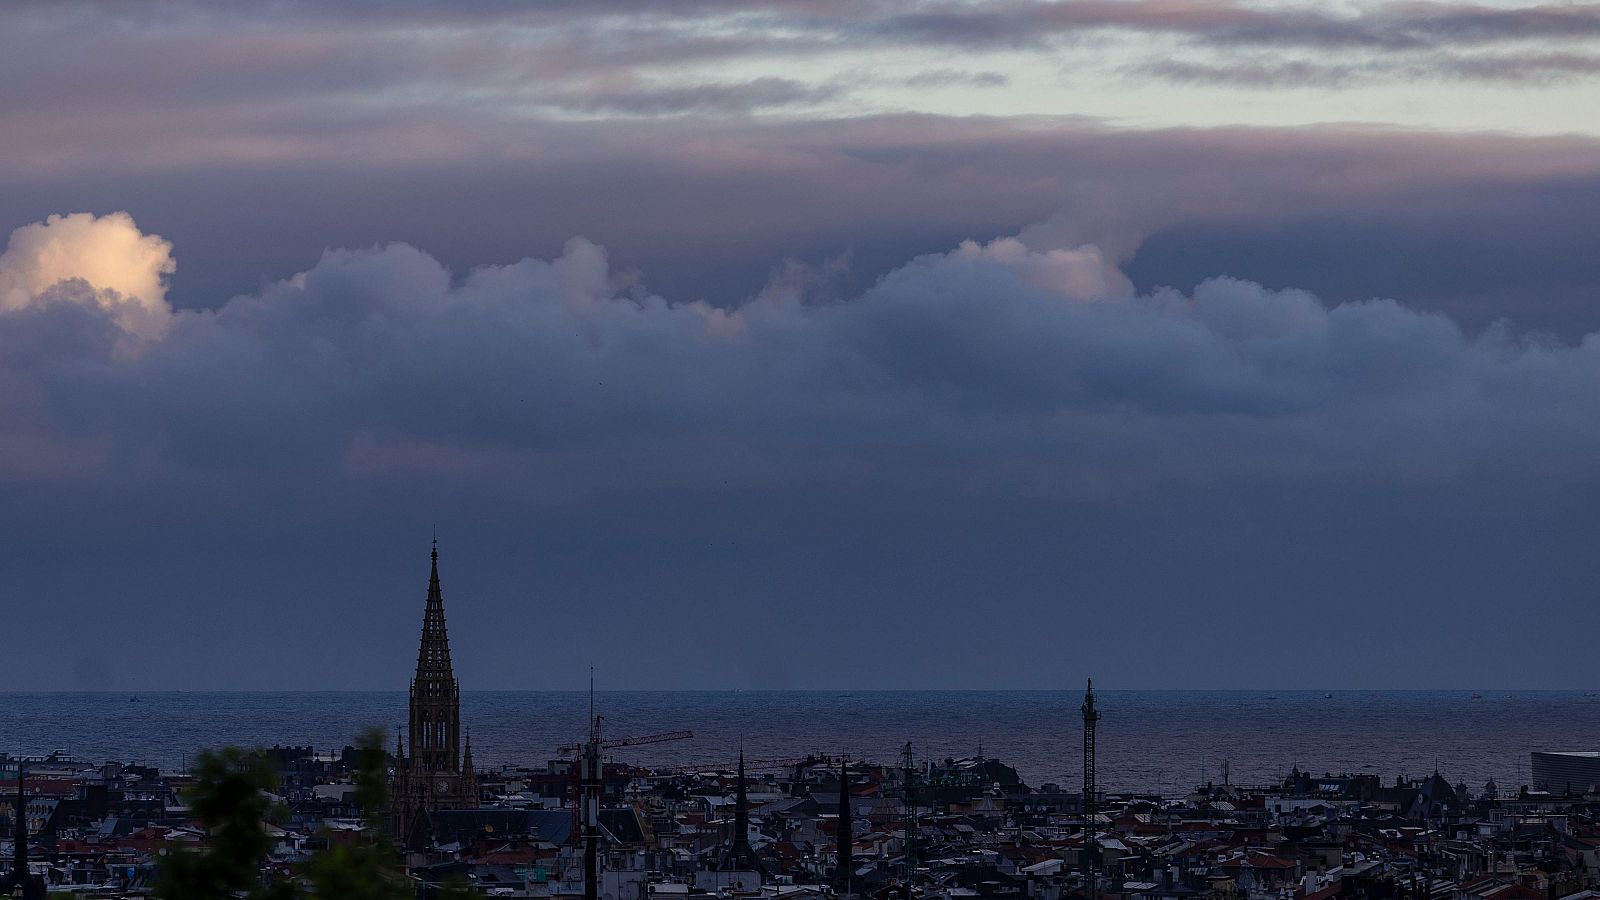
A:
[5,218,1599,494]
[4,213,1600,694]
[4,1,1600,693]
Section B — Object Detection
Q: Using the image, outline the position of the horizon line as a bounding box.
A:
[4,687,1594,694]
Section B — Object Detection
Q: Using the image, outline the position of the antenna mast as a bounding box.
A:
[1082,679,1101,900]
[902,741,918,895]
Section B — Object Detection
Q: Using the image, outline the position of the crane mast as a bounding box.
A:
[1082,679,1100,900]
[559,695,692,900]
[583,715,601,900]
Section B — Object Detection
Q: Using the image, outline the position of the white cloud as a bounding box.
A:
[0,211,174,338]
[946,236,1133,300]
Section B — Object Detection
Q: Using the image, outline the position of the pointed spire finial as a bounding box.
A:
[427,538,442,596]
[415,536,453,675]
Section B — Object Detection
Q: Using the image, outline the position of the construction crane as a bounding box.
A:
[740,755,820,770]
[559,711,693,900]
[554,726,694,756]
[636,755,820,778]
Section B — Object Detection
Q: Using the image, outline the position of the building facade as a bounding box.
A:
[391,542,478,847]
[1532,751,1600,795]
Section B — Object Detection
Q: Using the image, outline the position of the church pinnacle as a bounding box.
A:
[392,539,478,846]
[416,539,453,680]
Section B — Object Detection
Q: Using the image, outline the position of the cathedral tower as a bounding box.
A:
[392,541,478,847]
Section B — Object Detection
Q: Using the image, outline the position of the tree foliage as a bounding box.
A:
[301,728,413,900]
[156,728,457,899]
[156,747,295,900]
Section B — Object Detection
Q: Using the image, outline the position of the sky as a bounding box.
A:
[2,0,1599,691]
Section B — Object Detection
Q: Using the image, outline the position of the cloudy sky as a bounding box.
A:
[3,0,1599,691]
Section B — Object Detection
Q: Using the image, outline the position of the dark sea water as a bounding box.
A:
[2,691,1595,795]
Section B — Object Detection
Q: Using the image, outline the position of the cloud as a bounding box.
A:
[1436,51,1600,83]
[0,212,173,310]
[4,209,1600,690]
[4,115,1596,343]
[1136,51,1600,89]
[902,69,1010,88]
[2,3,1597,692]
[875,1,1600,51]
[1137,58,1368,89]
[1,0,1595,179]
[3,211,1599,504]
[0,211,173,339]
[947,236,1133,299]
[540,76,845,116]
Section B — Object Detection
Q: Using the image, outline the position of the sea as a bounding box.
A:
[2,690,1595,796]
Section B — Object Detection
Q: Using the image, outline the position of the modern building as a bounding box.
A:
[1532,751,1600,795]
[390,541,478,848]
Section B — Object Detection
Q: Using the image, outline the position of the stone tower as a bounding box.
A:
[392,541,478,847]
